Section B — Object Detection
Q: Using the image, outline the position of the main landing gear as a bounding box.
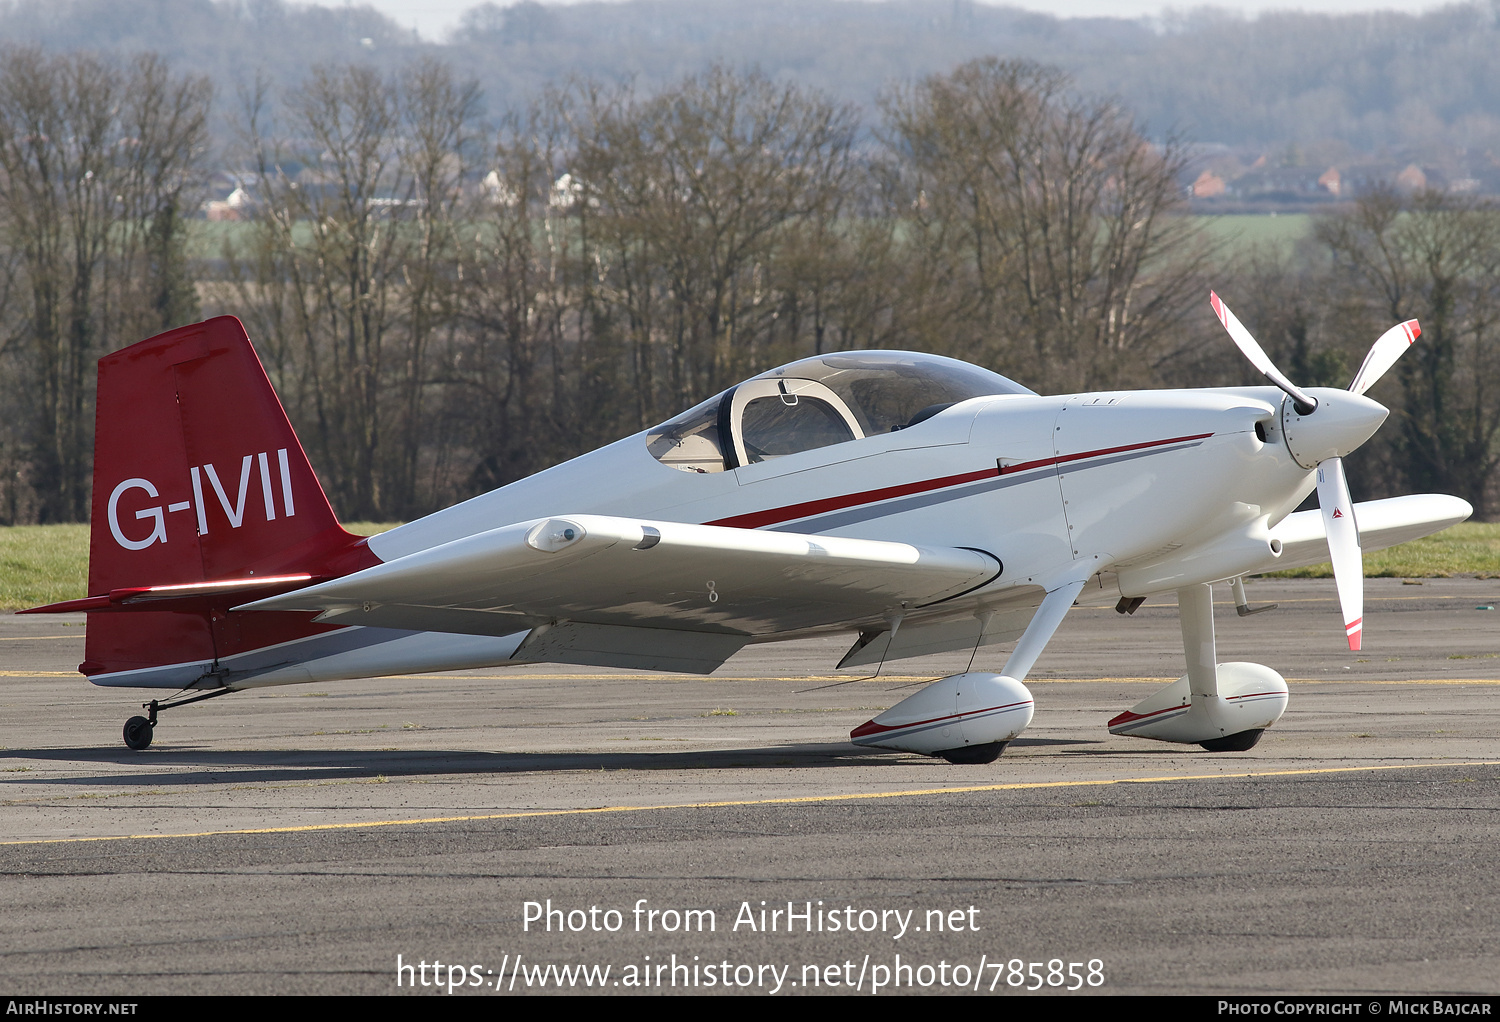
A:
[121,686,237,751]
[1107,583,1289,751]
[122,715,154,750]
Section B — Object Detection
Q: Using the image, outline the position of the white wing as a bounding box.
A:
[239,514,1003,672]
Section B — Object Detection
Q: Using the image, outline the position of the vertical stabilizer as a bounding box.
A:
[90,317,356,590]
[65,317,373,681]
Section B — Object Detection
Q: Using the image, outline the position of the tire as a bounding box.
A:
[1199,729,1263,753]
[937,741,1007,764]
[123,716,154,751]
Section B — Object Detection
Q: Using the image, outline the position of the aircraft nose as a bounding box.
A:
[1282,389,1388,469]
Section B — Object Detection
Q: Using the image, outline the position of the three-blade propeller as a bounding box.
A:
[1209,291,1419,651]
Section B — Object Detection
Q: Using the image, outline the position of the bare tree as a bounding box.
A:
[113,53,213,339]
[386,58,481,517]
[450,95,579,494]
[231,62,479,520]
[0,49,209,522]
[1317,188,1500,516]
[881,58,1206,393]
[571,67,861,414]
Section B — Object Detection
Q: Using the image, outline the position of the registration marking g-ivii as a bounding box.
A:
[708,433,1213,532]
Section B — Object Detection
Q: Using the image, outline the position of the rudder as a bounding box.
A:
[31,317,375,684]
[90,316,354,590]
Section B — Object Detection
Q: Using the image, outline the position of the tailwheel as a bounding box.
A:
[937,741,1007,764]
[123,715,154,751]
[1199,729,1264,753]
[117,686,238,751]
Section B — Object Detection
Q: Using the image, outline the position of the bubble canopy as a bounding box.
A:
[646,351,1034,474]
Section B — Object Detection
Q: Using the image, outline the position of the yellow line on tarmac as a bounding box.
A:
[384,674,1500,685]
[1034,676,1500,685]
[1109,594,1492,610]
[1292,677,1500,685]
[8,671,1499,685]
[5,759,1497,849]
[375,674,942,683]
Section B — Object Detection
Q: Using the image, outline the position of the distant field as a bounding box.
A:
[1194,213,1315,256]
[0,518,1491,611]
[0,522,401,611]
[191,214,1319,262]
[188,219,318,261]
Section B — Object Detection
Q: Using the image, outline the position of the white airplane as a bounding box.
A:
[25,294,1471,759]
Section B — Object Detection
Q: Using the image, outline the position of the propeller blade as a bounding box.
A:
[1348,319,1421,396]
[1316,457,1364,651]
[1209,291,1318,415]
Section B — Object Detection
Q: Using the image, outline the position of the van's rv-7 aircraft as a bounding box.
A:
[25,294,1471,760]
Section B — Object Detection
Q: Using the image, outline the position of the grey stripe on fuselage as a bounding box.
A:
[770,440,1206,534]
[90,624,425,688]
[223,624,426,677]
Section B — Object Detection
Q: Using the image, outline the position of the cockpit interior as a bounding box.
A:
[645,352,1035,473]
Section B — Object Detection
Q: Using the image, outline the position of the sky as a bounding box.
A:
[343,0,1478,42]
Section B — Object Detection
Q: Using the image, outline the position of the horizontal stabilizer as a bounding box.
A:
[1270,494,1472,573]
[23,574,318,615]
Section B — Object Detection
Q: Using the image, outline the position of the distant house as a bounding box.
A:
[1226,166,1329,202]
[1338,162,1449,196]
[1191,170,1226,198]
[201,185,251,222]
[1317,166,1341,196]
[482,170,519,207]
[550,172,582,209]
[1396,164,1428,192]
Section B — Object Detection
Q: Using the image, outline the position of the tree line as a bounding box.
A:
[0,50,1496,527]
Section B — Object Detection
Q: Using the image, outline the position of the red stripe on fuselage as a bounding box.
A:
[706,432,1215,530]
[708,466,998,530]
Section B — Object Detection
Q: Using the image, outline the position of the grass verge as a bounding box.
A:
[1262,521,1500,579]
[0,519,1493,611]
[0,521,402,611]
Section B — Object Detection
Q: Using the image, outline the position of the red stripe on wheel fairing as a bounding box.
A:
[850,699,1034,740]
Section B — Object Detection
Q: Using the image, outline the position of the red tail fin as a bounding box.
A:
[52,317,375,680]
[90,316,357,589]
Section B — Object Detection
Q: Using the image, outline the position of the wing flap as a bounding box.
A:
[514,622,749,674]
[838,587,1045,667]
[240,514,1002,638]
